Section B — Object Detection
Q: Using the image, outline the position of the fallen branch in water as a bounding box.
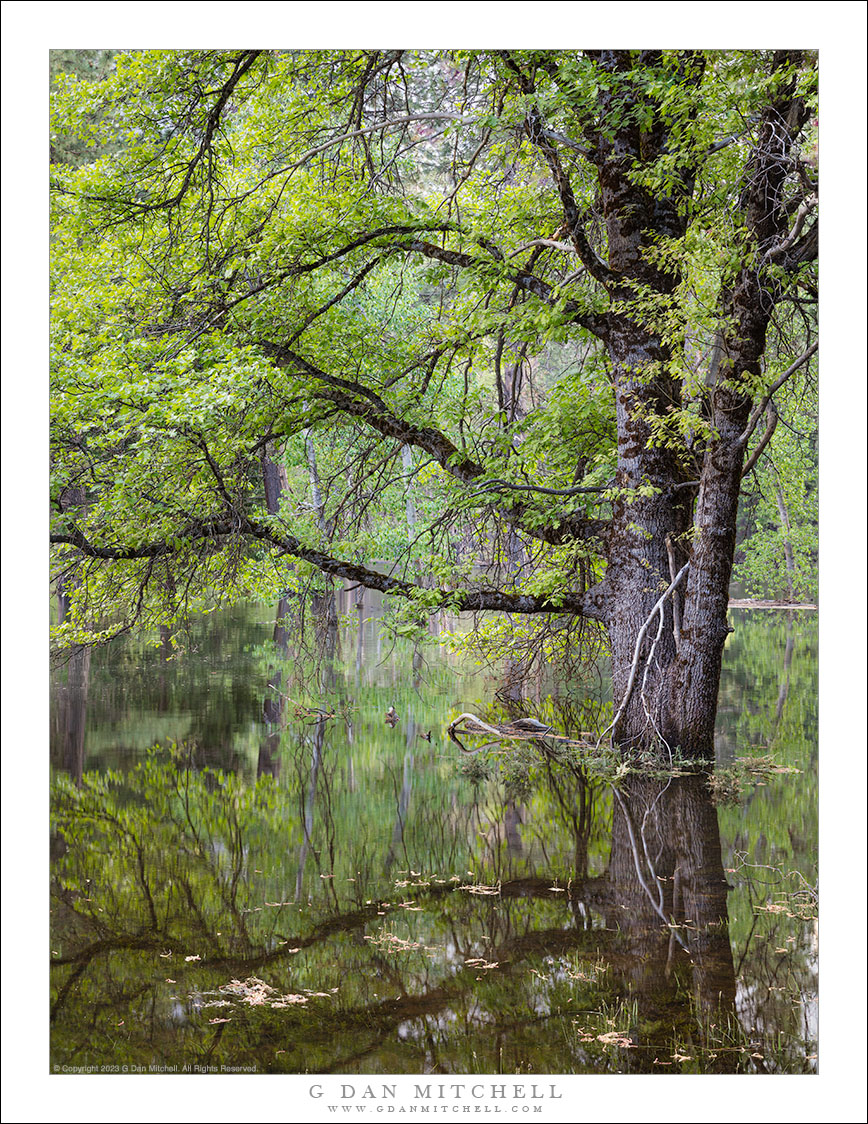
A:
[448,713,504,740]
[447,713,595,754]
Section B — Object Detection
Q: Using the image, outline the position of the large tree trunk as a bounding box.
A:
[592,53,699,754]
[604,329,694,752]
[593,50,808,758]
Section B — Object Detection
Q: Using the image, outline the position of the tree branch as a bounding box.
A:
[50,518,609,621]
[501,52,618,291]
[741,401,778,478]
[262,113,474,180]
[80,51,262,214]
[261,344,609,547]
[262,343,484,483]
[470,479,608,498]
[763,193,818,263]
[393,238,610,337]
[738,342,818,446]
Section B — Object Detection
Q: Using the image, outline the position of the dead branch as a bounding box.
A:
[596,562,690,750]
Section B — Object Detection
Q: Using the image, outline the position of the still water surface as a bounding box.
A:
[50,603,818,1074]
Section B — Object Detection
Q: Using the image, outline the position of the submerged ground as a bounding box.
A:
[49,604,818,1075]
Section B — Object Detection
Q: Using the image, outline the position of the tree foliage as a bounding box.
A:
[50,49,819,753]
[735,362,818,601]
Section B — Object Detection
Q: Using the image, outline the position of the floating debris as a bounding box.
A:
[597,1031,635,1047]
[220,977,275,1006]
[364,929,433,954]
[207,976,333,1011]
[459,882,501,896]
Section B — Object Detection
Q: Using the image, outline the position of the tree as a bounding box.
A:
[50,49,819,757]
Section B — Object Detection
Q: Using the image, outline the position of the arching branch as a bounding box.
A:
[261,344,609,546]
[50,520,610,621]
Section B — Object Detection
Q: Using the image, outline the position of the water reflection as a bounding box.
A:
[52,646,91,786]
[49,602,818,1074]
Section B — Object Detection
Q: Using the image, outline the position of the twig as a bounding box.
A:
[639,595,671,757]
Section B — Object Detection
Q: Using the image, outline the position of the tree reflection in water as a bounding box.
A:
[50,756,754,1073]
[49,605,817,1074]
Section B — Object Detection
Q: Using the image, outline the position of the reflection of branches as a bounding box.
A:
[294,718,326,902]
[611,787,688,951]
[384,751,415,873]
[310,901,635,1073]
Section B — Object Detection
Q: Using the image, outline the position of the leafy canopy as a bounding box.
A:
[50,49,818,653]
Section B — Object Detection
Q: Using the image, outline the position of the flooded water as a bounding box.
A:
[49,599,818,1076]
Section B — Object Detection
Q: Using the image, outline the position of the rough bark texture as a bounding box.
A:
[587,50,812,755]
[662,52,810,755]
[588,52,702,750]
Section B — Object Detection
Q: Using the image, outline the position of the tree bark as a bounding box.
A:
[591,50,811,756]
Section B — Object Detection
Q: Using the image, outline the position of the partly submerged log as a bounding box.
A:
[447,712,597,754]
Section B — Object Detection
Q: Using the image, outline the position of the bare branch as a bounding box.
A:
[664,535,682,654]
[596,562,690,749]
[763,193,818,263]
[741,401,778,478]
[264,114,474,178]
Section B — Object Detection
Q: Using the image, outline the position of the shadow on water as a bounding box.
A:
[49,598,818,1074]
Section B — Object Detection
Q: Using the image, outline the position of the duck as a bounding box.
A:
[385,706,399,726]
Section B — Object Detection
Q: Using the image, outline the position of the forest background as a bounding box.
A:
[2,4,867,1124]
